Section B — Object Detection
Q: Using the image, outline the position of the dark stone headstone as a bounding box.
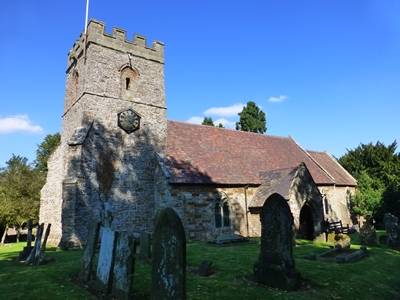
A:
[197,260,212,276]
[151,208,186,300]
[383,213,400,249]
[112,232,136,300]
[79,221,101,281]
[18,220,33,261]
[253,193,300,291]
[95,227,116,293]
[379,234,388,245]
[140,230,151,259]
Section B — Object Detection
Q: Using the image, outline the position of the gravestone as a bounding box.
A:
[253,193,300,291]
[79,221,101,281]
[18,220,33,261]
[197,260,212,277]
[383,213,400,249]
[140,230,151,259]
[112,231,136,300]
[25,223,44,266]
[151,208,186,300]
[359,222,377,246]
[95,227,116,293]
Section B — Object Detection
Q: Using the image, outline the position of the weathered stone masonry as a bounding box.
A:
[40,19,166,247]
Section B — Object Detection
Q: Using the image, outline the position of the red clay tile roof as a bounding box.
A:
[165,120,350,185]
[307,150,357,186]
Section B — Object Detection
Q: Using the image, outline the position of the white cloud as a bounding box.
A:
[186,116,203,124]
[214,118,236,129]
[0,115,44,134]
[268,95,287,102]
[204,103,245,117]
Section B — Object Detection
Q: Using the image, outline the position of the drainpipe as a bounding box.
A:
[244,185,249,237]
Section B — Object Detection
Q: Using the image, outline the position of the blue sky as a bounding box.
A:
[1,1,399,167]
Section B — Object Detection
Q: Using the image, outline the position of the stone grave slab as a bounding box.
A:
[95,227,116,293]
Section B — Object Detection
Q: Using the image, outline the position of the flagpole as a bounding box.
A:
[84,0,89,60]
[85,0,89,34]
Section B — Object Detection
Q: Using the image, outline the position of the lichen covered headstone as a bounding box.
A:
[112,231,136,300]
[253,193,300,291]
[359,222,377,246]
[383,213,400,249]
[333,233,351,249]
[151,208,186,300]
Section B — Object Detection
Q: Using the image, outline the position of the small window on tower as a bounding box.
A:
[125,77,131,90]
[73,70,79,85]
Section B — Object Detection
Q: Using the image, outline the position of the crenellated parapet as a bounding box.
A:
[67,19,164,69]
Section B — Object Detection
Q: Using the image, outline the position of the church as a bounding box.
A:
[39,20,356,247]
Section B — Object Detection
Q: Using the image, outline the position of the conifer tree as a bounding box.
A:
[235,101,266,133]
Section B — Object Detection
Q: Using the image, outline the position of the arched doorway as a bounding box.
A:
[299,205,314,240]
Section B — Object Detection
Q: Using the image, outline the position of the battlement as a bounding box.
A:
[67,19,164,69]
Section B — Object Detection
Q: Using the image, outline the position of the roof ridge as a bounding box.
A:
[288,136,336,183]
[167,119,292,139]
[259,164,300,173]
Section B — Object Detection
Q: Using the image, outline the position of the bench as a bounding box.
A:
[328,220,349,234]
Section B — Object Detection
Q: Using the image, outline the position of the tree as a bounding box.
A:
[218,123,224,128]
[0,155,44,244]
[338,140,400,219]
[350,171,384,219]
[235,101,267,133]
[202,117,215,126]
[35,133,61,174]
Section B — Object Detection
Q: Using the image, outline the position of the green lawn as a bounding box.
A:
[0,232,399,299]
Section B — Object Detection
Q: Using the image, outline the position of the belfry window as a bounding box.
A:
[215,192,231,228]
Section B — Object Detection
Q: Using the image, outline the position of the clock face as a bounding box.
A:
[117,109,141,133]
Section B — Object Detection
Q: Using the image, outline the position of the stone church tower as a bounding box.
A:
[40,20,166,247]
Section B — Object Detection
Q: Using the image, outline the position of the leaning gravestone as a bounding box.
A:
[197,260,212,277]
[25,223,44,266]
[151,208,186,300]
[112,231,136,300]
[253,193,300,291]
[95,227,116,293]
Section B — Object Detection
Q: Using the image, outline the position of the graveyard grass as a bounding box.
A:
[0,231,399,299]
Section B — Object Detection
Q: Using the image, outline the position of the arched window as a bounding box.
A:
[215,192,230,228]
[119,65,139,100]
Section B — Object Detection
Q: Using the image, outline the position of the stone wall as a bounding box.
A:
[154,175,256,241]
[39,19,166,247]
[320,185,355,226]
[39,144,63,246]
